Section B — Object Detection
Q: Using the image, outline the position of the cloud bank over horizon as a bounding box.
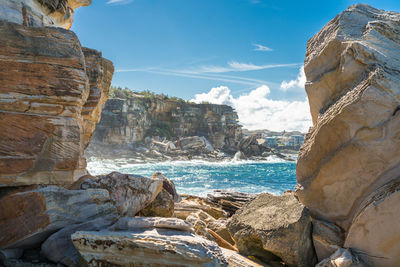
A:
[191,85,312,132]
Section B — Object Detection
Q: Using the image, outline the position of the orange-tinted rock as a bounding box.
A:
[81,48,114,149]
[0,186,117,249]
[0,21,113,187]
[0,0,91,29]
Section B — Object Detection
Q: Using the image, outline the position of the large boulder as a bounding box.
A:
[76,172,163,216]
[296,3,400,230]
[72,229,228,267]
[227,193,316,266]
[41,215,118,266]
[0,19,113,187]
[296,4,400,266]
[0,186,117,249]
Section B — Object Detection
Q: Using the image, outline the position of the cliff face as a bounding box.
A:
[297,4,400,266]
[90,96,242,150]
[0,1,113,186]
[0,0,90,29]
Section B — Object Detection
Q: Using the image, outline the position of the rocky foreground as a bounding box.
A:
[1,2,400,267]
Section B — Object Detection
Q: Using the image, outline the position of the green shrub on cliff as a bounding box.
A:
[109,86,190,104]
[145,122,175,139]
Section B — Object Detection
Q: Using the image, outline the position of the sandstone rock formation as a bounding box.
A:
[227,193,316,267]
[297,4,400,266]
[109,217,194,232]
[0,0,90,29]
[41,215,118,266]
[312,219,345,262]
[138,188,175,217]
[0,186,117,249]
[0,20,113,187]
[72,229,228,266]
[87,95,242,154]
[316,248,365,267]
[77,172,163,216]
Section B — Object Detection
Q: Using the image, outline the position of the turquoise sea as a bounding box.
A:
[87,157,297,197]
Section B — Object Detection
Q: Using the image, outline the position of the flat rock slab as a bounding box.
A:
[41,215,118,266]
[72,229,227,267]
[0,186,117,249]
[109,216,194,232]
[228,193,316,267]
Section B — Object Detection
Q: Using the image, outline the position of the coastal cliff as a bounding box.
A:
[296,4,400,266]
[87,91,243,154]
[0,1,113,186]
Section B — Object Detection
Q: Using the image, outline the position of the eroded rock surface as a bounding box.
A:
[297,4,400,266]
[227,193,316,267]
[0,20,113,187]
[0,186,117,249]
[72,229,228,267]
[0,0,90,29]
[77,172,163,216]
[41,215,117,266]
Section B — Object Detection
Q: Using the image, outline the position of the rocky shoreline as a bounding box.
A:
[86,135,296,163]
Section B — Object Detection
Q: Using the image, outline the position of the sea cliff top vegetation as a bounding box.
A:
[109,86,191,103]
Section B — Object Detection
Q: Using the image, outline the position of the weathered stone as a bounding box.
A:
[208,219,235,246]
[296,4,400,231]
[109,217,193,232]
[152,172,181,202]
[227,193,316,267]
[186,212,215,241]
[138,189,174,217]
[78,172,163,216]
[344,180,400,266]
[207,190,256,216]
[0,0,90,29]
[220,248,271,267]
[0,20,113,187]
[87,96,242,156]
[81,47,114,150]
[175,195,228,220]
[312,219,345,262]
[2,259,58,267]
[316,248,365,267]
[72,229,228,266]
[0,186,117,249]
[41,215,118,266]
[0,248,23,263]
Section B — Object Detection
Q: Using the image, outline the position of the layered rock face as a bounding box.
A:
[89,96,242,151]
[297,4,400,266]
[0,0,90,29]
[0,8,113,186]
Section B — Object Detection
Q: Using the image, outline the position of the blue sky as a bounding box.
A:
[72,0,400,131]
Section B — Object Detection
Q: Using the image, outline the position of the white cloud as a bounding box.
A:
[253,43,273,52]
[191,85,312,132]
[188,61,300,74]
[107,0,133,5]
[280,66,306,91]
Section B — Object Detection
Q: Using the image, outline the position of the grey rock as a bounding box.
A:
[227,193,316,266]
[41,215,118,266]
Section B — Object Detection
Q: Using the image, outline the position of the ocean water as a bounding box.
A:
[87,156,297,197]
